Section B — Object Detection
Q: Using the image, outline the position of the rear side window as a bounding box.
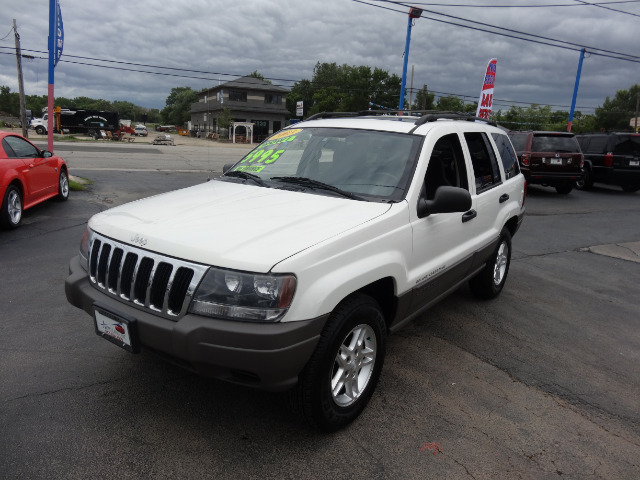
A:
[612,135,640,155]
[508,133,529,152]
[532,134,580,153]
[581,136,608,154]
[464,132,502,192]
[492,133,520,180]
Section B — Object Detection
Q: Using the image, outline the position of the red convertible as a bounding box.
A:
[0,131,69,229]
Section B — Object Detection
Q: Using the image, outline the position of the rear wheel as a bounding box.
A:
[35,126,46,135]
[289,294,387,432]
[555,183,573,194]
[576,166,593,190]
[1,185,23,229]
[469,227,512,299]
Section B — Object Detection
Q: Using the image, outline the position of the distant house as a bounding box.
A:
[190,76,289,141]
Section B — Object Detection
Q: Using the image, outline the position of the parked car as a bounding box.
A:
[0,131,69,229]
[65,112,526,431]
[575,132,640,192]
[508,131,583,194]
[134,125,148,136]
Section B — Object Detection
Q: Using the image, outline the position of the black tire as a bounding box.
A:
[289,293,387,432]
[621,184,640,193]
[35,126,46,135]
[576,166,593,190]
[1,184,23,229]
[57,169,70,201]
[469,227,512,299]
[555,183,573,194]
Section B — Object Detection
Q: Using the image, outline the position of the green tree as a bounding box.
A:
[286,62,402,117]
[161,86,198,125]
[248,71,271,84]
[0,86,19,115]
[410,87,435,111]
[595,84,640,131]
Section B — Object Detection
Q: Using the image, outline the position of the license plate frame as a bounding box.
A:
[93,303,140,353]
[550,158,563,165]
[630,160,639,167]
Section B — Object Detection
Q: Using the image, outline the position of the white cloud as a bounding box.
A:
[0,0,638,113]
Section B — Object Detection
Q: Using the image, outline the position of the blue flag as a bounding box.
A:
[54,0,64,67]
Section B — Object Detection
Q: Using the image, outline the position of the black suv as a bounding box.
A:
[508,131,583,194]
[575,133,640,192]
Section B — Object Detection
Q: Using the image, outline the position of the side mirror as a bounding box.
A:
[222,163,235,173]
[41,150,53,158]
[417,185,472,219]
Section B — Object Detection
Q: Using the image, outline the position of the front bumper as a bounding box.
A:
[65,255,326,391]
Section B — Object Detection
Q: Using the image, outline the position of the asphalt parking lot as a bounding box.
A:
[1,142,639,479]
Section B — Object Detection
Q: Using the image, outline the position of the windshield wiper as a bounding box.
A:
[223,170,269,187]
[270,176,364,200]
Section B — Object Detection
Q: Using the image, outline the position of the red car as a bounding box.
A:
[0,130,69,229]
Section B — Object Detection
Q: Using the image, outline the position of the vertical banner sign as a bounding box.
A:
[475,58,497,120]
[55,0,64,66]
[296,101,303,117]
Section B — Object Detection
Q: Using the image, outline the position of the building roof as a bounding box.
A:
[201,75,289,95]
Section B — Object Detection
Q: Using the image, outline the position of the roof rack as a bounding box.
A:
[301,110,498,130]
[411,112,497,128]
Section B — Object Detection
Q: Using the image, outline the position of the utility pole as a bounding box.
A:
[13,19,28,137]
[399,7,422,111]
[567,48,585,132]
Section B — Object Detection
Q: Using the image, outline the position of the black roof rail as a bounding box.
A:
[410,112,497,131]
[303,112,360,121]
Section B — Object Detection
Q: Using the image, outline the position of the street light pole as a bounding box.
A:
[567,48,585,132]
[399,7,422,111]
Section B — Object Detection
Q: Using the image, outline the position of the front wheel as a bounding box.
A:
[1,185,23,229]
[289,294,387,431]
[469,227,512,299]
[57,169,69,201]
[35,126,46,135]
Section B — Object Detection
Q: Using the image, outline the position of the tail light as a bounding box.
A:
[521,153,530,166]
[604,152,613,167]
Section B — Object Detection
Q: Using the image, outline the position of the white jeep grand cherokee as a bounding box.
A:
[66,112,526,431]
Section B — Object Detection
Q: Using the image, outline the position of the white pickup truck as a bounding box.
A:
[65,112,526,431]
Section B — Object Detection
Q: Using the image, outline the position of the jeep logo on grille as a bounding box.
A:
[130,234,148,247]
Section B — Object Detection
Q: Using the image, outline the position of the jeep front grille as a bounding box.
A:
[88,232,208,319]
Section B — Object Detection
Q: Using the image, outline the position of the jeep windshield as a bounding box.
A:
[222,127,422,202]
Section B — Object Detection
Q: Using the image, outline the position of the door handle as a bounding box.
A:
[462,209,477,223]
[499,194,509,203]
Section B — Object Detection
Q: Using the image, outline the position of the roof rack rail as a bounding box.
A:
[303,112,360,121]
[412,112,497,128]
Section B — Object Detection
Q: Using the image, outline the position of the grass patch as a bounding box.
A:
[69,176,92,191]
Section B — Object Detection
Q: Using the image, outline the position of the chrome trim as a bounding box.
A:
[87,231,209,320]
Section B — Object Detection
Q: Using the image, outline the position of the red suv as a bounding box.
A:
[508,131,583,194]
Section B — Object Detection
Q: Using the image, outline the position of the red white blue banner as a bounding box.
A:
[475,58,497,119]
[54,0,64,67]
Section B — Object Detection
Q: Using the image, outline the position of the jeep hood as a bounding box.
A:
[89,180,392,272]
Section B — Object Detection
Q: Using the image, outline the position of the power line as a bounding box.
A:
[572,0,640,17]
[372,0,640,8]
[363,0,640,61]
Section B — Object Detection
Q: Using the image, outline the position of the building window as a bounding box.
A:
[264,94,282,104]
[229,90,247,102]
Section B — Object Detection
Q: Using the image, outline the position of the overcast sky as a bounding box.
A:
[1,0,639,115]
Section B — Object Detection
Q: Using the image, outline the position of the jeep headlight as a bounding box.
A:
[79,226,91,271]
[189,267,296,322]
